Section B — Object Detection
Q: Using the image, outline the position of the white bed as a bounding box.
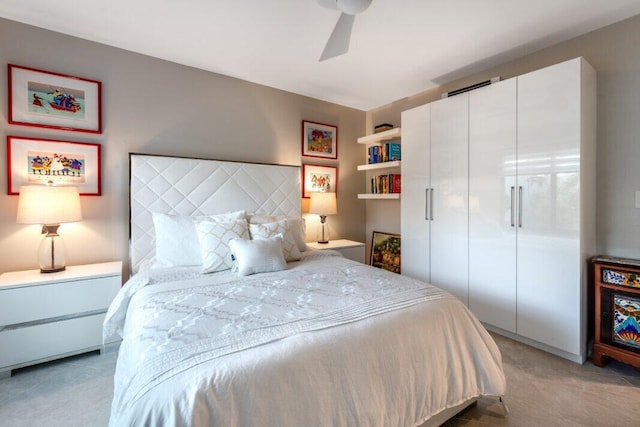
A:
[105,153,506,426]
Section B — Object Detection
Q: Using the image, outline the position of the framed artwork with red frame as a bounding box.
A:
[302,164,337,199]
[301,120,337,160]
[8,64,102,134]
[7,136,102,196]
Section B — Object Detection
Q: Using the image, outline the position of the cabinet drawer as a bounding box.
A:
[338,246,366,264]
[0,313,105,369]
[0,276,119,326]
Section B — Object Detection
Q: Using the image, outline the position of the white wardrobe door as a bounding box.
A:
[430,94,469,305]
[469,78,518,332]
[516,59,582,355]
[401,104,431,282]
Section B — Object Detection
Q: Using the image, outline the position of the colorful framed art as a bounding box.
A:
[8,64,102,134]
[7,136,101,196]
[302,120,337,160]
[302,164,337,199]
[369,231,401,274]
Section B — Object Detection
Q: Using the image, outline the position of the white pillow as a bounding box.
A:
[229,235,287,276]
[194,218,250,273]
[152,211,245,267]
[249,220,302,261]
[247,214,308,252]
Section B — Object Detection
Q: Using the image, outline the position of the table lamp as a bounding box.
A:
[17,184,82,273]
[309,192,337,244]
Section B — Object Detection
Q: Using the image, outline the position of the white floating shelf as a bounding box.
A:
[357,193,400,200]
[357,128,401,145]
[357,160,401,171]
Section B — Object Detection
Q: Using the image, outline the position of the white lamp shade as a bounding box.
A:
[309,192,337,215]
[17,185,82,225]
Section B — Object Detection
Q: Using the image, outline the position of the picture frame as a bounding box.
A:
[369,231,401,274]
[7,136,101,196]
[8,64,102,134]
[302,120,338,159]
[302,164,337,199]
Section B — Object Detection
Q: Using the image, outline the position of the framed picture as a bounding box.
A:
[8,64,102,134]
[7,136,101,196]
[302,120,337,159]
[370,231,401,274]
[302,164,337,198]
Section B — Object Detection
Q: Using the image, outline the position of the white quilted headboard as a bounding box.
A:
[129,153,301,273]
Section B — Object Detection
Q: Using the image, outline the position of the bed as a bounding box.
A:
[104,153,506,426]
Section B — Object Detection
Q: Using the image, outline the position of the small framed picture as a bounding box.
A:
[302,120,337,159]
[302,164,337,198]
[8,64,102,134]
[7,136,101,196]
[370,231,401,274]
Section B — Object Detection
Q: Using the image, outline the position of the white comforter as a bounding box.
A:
[105,251,506,426]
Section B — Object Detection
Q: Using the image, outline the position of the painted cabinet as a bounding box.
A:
[401,57,596,362]
[429,94,470,306]
[400,104,430,282]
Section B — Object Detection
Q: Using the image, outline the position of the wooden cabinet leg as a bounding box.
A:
[593,351,604,367]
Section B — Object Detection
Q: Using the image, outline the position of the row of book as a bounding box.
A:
[367,141,401,164]
[370,174,401,194]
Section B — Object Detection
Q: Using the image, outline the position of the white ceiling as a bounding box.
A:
[1,0,640,110]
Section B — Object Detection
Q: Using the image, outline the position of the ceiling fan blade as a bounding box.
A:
[319,13,355,61]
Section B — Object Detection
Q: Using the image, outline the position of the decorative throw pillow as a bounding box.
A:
[195,218,250,273]
[247,215,308,252]
[152,211,245,267]
[249,220,302,261]
[229,235,287,276]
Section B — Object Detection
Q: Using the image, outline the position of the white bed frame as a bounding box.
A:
[128,152,478,424]
[129,153,301,273]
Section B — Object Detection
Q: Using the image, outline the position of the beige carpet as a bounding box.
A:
[0,334,638,427]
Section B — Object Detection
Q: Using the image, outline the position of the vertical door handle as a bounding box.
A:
[425,188,429,221]
[510,186,515,227]
[518,186,523,228]
[430,188,434,221]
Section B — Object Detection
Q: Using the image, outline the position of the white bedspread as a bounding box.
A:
[105,251,506,426]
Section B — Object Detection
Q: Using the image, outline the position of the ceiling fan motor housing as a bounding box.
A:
[317,0,373,15]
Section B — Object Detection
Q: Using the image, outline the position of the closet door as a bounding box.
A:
[516,59,582,354]
[468,78,517,332]
[430,94,469,305]
[401,104,431,282]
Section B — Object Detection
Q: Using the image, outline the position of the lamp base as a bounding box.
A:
[40,266,66,274]
[317,240,329,244]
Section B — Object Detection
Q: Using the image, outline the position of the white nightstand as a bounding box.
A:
[307,239,366,263]
[0,261,122,378]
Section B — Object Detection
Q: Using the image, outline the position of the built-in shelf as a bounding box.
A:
[357,127,402,201]
[357,160,401,171]
[357,193,400,200]
[357,127,401,145]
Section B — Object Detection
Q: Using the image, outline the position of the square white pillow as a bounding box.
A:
[194,218,250,273]
[249,220,302,261]
[247,215,308,252]
[229,235,287,276]
[152,211,245,267]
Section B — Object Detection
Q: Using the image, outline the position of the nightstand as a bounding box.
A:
[0,261,122,378]
[307,239,366,263]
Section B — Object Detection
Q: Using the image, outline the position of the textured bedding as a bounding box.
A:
[105,250,506,426]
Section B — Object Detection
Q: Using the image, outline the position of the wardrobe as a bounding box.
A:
[401,57,596,363]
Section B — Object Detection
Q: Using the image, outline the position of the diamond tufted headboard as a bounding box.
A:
[129,153,301,273]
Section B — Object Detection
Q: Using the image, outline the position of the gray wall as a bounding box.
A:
[367,13,640,260]
[0,18,366,275]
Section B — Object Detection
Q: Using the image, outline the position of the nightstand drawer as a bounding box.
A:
[0,276,119,326]
[0,313,105,368]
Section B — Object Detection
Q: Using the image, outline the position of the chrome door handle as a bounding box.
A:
[518,186,523,228]
[430,188,434,221]
[510,186,515,227]
[425,188,429,221]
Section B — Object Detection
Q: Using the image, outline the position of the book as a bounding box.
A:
[387,142,401,161]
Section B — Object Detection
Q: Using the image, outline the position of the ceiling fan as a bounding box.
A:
[317,0,373,61]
